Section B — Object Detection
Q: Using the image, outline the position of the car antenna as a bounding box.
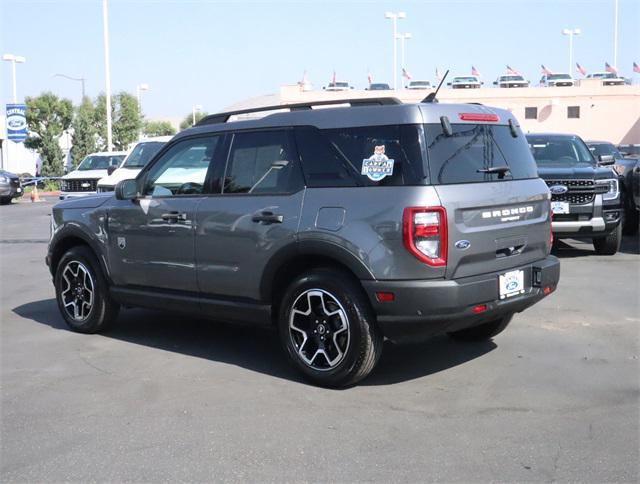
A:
[422,69,449,103]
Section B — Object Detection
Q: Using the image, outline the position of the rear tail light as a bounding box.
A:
[403,207,447,266]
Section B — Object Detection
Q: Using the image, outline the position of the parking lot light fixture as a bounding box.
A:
[562,28,581,75]
[384,11,406,90]
[396,32,412,83]
[2,53,26,103]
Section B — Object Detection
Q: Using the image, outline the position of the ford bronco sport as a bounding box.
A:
[47,98,560,387]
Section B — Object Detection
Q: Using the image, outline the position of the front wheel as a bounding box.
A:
[593,224,621,255]
[54,245,119,333]
[448,315,513,342]
[0,197,11,205]
[278,268,383,388]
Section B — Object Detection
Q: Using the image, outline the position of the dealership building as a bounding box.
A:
[231,79,640,146]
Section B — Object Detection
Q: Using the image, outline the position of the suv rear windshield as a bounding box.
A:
[424,123,538,184]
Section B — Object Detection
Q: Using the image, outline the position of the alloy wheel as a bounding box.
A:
[60,261,94,321]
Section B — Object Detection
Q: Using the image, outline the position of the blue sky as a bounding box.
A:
[1,0,639,119]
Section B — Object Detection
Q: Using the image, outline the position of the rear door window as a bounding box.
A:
[424,123,538,184]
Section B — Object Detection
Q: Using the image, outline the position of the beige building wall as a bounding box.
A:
[262,80,640,145]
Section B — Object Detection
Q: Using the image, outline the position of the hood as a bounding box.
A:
[537,164,617,180]
[97,167,141,187]
[53,193,113,210]
[63,169,108,180]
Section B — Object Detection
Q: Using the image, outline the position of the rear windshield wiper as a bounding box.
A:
[477,166,511,179]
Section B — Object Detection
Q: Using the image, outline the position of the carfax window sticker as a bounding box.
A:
[361,145,394,181]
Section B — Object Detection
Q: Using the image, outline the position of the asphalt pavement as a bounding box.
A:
[1,198,639,483]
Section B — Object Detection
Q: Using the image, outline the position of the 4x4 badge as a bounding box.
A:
[362,145,394,182]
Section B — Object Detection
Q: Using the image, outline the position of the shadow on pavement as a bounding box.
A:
[13,298,496,387]
[552,233,639,258]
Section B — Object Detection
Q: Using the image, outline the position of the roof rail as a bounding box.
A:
[196,97,403,126]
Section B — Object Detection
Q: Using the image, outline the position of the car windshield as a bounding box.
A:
[123,141,165,168]
[369,84,390,90]
[501,76,524,81]
[548,74,571,80]
[330,82,349,88]
[411,81,430,86]
[455,77,477,82]
[588,143,621,158]
[526,135,595,165]
[77,154,125,171]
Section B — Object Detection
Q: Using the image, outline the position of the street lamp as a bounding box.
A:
[562,28,581,74]
[53,73,86,98]
[136,83,149,114]
[192,104,202,126]
[396,32,412,80]
[384,11,406,90]
[2,54,26,103]
[102,0,113,152]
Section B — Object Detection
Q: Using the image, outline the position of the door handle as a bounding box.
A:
[251,211,284,224]
[161,211,188,222]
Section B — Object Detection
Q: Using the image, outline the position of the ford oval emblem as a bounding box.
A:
[506,281,518,291]
[549,185,568,195]
[455,240,471,250]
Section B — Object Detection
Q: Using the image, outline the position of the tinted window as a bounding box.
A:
[323,125,426,186]
[224,130,303,194]
[588,143,621,158]
[295,127,356,187]
[525,107,538,119]
[123,141,165,168]
[567,106,580,118]
[144,136,220,196]
[424,123,538,184]
[526,135,595,165]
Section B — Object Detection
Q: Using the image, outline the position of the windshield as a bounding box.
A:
[411,81,430,86]
[123,141,165,168]
[588,143,622,158]
[501,76,524,81]
[454,77,477,82]
[548,74,571,80]
[329,82,349,88]
[370,84,390,90]
[526,135,595,165]
[77,154,125,171]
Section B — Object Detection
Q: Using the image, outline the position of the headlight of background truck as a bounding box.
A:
[597,178,619,201]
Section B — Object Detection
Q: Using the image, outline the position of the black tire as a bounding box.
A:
[277,268,383,388]
[622,196,639,235]
[448,315,513,342]
[0,197,11,205]
[593,224,622,255]
[54,245,119,333]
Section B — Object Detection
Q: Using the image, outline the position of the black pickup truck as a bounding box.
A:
[526,133,623,255]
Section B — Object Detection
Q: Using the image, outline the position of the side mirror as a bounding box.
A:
[107,165,117,176]
[598,154,615,165]
[115,179,138,200]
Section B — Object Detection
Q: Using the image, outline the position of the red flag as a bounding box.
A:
[541,64,553,76]
[471,66,480,77]
[402,68,412,80]
[633,62,640,74]
[576,63,587,76]
[506,65,521,76]
[605,62,617,74]
[367,72,373,84]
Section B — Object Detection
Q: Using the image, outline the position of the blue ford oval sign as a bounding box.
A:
[455,240,471,250]
[549,185,568,195]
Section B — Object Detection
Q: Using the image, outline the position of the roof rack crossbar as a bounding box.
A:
[196,97,402,126]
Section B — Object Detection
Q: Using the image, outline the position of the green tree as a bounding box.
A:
[94,92,143,151]
[70,96,97,167]
[180,111,208,130]
[143,120,176,137]
[24,92,73,177]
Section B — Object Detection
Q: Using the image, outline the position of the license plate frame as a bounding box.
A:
[551,201,570,214]
[499,269,525,300]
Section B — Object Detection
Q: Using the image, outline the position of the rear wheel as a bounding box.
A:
[54,245,119,333]
[593,224,621,255]
[278,268,383,388]
[0,197,11,205]
[448,315,513,342]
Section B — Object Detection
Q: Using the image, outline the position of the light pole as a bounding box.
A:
[192,104,202,126]
[384,11,406,90]
[102,0,113,152]
[562,28,581,74]
[53,73,86,98]
[2,54,26,103]
[136,83,149,114]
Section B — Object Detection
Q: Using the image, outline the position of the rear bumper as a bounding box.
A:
[362,256,560,343]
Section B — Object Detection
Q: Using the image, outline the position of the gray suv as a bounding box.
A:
[47,98,560,387]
